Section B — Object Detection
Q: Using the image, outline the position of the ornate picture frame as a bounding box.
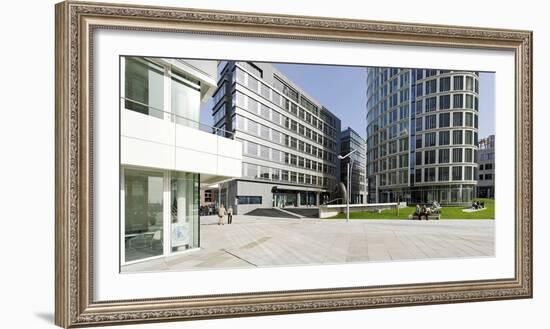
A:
[55,1,532,327]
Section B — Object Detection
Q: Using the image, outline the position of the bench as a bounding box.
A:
[408,213,441,220]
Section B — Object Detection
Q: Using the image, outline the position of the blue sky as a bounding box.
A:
[201,63,495,139]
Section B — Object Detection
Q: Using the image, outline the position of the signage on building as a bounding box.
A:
[171,222,190,247]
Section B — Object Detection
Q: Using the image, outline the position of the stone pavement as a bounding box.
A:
[122,215,494,273]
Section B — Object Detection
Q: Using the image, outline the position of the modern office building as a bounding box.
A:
[477,135,495,198]
[340,127,367,204]
[120,57,242,265]
[212,61,342,214]
[366,68,479,205]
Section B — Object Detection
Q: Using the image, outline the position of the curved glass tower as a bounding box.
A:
[366,68,479,205]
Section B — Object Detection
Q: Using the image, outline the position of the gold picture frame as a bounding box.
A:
[55,1,533,327]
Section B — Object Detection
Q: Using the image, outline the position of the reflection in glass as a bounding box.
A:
[124,57,164,118]
[171,172,199,252]
[124,169,164,262]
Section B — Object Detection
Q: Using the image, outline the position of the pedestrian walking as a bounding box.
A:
[227,206,233,224]
[218,204,226,225]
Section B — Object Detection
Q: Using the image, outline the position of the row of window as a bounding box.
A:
[414,148,477,165]
[368,153,409,174]
[415,93,479,113]
[234,92,338,151]
[378,169,409,186]
[415,130,478,148]
[242,140,337,176]
[479,173,494,181]
[480,163,494,170]
[413,166,476,183]
[234,115,338,164]
[416,75,478,97]
[236,195,262,205]
[242,162,335,189]
[416,112,478,132]
[234,67,339,138]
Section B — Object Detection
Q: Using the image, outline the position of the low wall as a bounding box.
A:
[319,203,399,219]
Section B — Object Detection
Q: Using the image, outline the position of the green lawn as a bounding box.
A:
[328,198,495,220]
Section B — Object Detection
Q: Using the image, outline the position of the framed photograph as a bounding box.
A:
[55,1,533,327]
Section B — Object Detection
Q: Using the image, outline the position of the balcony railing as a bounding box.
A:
[121,97,234,138]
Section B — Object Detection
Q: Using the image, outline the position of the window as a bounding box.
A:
[465,166,473,180]
[439,77,451,92]
[438,167,449,181]
[452,166,462,180]
[453,94,463,108]
[453,112,463,126]
[413,101,424,118]
[237,196,262,205]
[425,132,436,147]
[424,150,436,164]
[439,95,450,109]
[415,168,422,183]
[425,97,437,112]
[465,112,474,127]
[439,131,450,145]
[274,76,298,102]
[466,76,474,91]
[465,130,473,145]
[124,169,164,262]
[465,148,473,162]
[416,135,423,148]
[439,149,450,163]
[124,58,165,119]
[453,130,463,144]
[453,76,464,90]
[425,115,437,130]
[424,167,436,182]
[416,152,422,165]
[246,142,258,156]
[416,83,423,97]
[439,113,450,127]
[416,117,423,132]
[425,79,437,94]
[453,148,463,162]
[465,94,474,109]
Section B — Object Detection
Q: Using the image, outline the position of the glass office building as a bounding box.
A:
[366,68,479,205]
[340,127,367,204]
[213,61,341,214]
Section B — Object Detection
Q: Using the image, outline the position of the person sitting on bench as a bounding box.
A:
[421,205,430,220]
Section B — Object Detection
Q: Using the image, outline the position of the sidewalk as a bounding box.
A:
[122,215,494,272]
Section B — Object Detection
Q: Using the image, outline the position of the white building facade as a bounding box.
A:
[120,57,242,265]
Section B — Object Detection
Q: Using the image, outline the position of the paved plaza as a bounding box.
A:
[122,216,495,273]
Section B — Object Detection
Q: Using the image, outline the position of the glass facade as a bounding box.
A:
[366,68,479,205]
[213,61,341,213]
[124,169,164,262]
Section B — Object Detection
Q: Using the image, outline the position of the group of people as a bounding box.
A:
[216,204,233,225]
[413,201,441,220]
[471,200,485,209]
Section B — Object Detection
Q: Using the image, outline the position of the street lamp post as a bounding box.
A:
[338,149,358,222]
